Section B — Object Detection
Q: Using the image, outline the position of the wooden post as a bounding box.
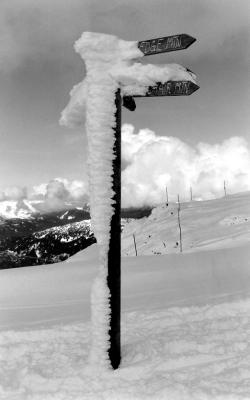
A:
[224,180,227,197]
[107,89,121,369]
[133,233,138,256]
[105,34,198,370]
[177,195,183,253]
[166,185,169,206]
[190,186,193,201]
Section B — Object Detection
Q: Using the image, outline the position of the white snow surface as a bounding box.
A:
[0,240,250,399]
[122,192,250,256]
[60,31,197,368]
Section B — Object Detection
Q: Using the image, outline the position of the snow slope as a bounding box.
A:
[0,242,250,399]
[122,191,250,255]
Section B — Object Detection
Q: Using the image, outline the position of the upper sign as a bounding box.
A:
[134,81,199,97]
[138,34,196,56]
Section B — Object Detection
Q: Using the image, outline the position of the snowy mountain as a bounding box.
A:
[0,199,38,219]
[0,207,91,245]
[0,205,92,268]
[0,220,95,269]
[0,199,89,220]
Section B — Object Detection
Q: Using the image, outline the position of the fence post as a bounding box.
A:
[166,185,169,206]
[177,194,183,253]
[133,233,138,256]
[190,186,193,201]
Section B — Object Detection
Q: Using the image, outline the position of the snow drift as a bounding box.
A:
[0,242,250,399]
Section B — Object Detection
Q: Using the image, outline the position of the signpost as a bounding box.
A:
[138,34,196,56]
[134,81,199,97]
[108,34,198,370]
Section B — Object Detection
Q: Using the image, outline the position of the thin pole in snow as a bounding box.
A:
[166,185,169,206]
[177,194,183,253]
[133,233,138,256]
[224,180,227,197]
[107,89,121,369]
[190,186,193,201]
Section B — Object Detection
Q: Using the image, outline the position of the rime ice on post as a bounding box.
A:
[60,31,198,370]
[60,32,143,369]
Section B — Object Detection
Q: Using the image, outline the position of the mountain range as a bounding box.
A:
[0,199,89,220]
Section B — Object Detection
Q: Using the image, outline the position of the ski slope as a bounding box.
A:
[0,238,250,399]
[122,191,250,256]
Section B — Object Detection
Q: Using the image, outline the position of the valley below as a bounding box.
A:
[0,204,151,269]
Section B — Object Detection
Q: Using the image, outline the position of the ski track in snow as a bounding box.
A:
[1,299,250,400]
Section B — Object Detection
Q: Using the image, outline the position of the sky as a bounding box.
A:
[0,0,249,206]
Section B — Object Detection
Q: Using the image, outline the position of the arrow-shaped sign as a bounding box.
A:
[138,34,196,56]
[133,81,199,97]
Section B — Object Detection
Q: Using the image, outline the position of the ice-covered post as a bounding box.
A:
[60,31,199,371]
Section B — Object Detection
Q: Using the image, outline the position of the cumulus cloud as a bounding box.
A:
[0,178,89,212]
[1,125,250,209]
[42,179,70,211]
[27,178,88,203]
[40,178,89,211]
[0,186,27,201]
[121,124,250,207]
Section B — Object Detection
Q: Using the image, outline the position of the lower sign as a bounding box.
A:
[134,81,199,97]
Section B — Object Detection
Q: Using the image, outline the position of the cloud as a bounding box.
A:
[27,178,88,202]
[121,124,250,207]
[1,125,250,209]
[0,178,88,212]
[42,179,70,211]
[33,178,89,211]
[0,186,27,201]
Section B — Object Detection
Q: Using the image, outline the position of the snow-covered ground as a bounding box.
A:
[122,191,250,256]
[1,221,250,399]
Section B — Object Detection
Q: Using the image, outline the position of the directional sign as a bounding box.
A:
[107,34,198,370]
[133,81,199,97]
[138,34,196,56]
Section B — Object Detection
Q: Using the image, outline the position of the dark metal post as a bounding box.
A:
[107,89,121,369]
